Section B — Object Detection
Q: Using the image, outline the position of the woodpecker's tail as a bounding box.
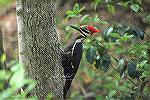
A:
[63,79,73,100]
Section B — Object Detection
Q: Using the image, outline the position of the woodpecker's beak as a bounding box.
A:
[70,25,87,37]
[70,25,80,31]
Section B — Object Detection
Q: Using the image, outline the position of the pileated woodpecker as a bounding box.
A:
[62,25,100,99]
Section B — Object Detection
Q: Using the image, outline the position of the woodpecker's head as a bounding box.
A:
[70,25,100,37]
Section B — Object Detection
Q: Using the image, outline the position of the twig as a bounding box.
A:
[123,42,128,58]
[124,76,137,86]
[79,84,87,96]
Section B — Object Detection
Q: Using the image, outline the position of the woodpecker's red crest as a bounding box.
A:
[87,25,101,34]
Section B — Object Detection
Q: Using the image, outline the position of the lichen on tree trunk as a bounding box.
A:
[16,0,65,99]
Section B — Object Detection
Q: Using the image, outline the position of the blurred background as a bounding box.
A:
[1,0,150,99]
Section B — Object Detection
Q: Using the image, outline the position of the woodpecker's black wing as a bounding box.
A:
[63,40,83,99]
[62,51,72,100]
[62,39,75,99]
[71,41,83,78]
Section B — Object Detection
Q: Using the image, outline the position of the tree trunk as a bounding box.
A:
[16,0,65,99]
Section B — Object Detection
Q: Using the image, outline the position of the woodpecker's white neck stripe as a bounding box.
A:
[71,38,83,68]
[76,38,82,43]
[79,29,91,37]
[72,38,83,55]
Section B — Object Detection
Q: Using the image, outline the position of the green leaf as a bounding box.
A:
[120,65,127,78]
[73,3,80,13]
[136,0,142,4]
[95,56,102,70]
[0,88,14,99]
[91,40,105,55]
[103,80,116,90]
[65,25,71,31]
[120,34,134,42]
[117,58,124,67]
[130,4,140,13]
[109,33,121,39]
[122,2,129,8]
[0,0,12,6]
[81,15,90,23]
[107,4,116,14]
[91,15,109,25]
[127,27,145,40]
[0,54,6,63]
[145,15,150,24]
[65,26,72,39]
[10,62,21,72]
[133,27,145,40]
[117,59,126,78]
[0,70,11,81]
[141,71,150,78]
[103,27,113,36]
[92,15,99,21]
[114,48,126,54]
[127,60,142,79]
[97,20,109,25]
[106,96,110,100]
[108,90,116,97]
[139,60,147,68]
[96,95,103,100]
[102,27,114,41]
[93,0,102,10]
[86,47,97,64]
[9,63,25,89]
[79,7,85,13]
[23,79,37,93]
[45,93,54,100]
[94,2,98,10]
[66,10,79,19]
[66,10,75,15]
[101,55,111,72]
[94,0,102,4]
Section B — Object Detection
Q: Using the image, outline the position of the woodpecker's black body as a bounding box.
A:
[62,25,100,99]
[62,35,84,99]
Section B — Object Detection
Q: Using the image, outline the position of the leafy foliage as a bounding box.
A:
[130,4,140,12]
[102,24,145,42]
[65,2,149,99]
[0,61,38,100]
[92,0,102,10]
[66,3,85,19]
[0,0,12,7]
[145,14,150,24]
[81,15,109,25]
[107,4,116,14]
[127,60,142,79]
[86,47,96,65]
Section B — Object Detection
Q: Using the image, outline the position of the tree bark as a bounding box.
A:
[16,0,64,99]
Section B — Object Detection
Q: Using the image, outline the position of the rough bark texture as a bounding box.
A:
[16,0,64,99]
